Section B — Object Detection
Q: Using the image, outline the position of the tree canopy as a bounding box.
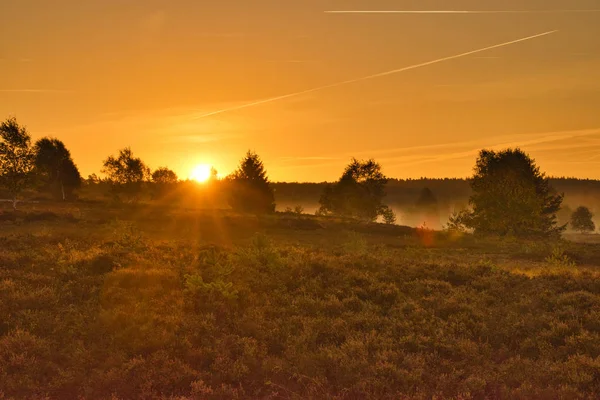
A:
[464,148,564,237]
[227,151,275,214]
[318,158,393,222]
[151,167,178,199]
[34,137,82,200]
[152,167,178,185]
[102,147,150,201]
[0,117,36,208]
[571,206,595,234]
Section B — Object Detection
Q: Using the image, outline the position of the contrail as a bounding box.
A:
[0,89,72,93]
[325,10,600,14]
[192,30,557,120]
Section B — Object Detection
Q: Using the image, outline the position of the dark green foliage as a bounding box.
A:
[571,206,596,234]
[102,147,150,202]
[34,137,82,200]
[227,151,275,214]
[0,117,36,208]
[466,148,565,237]
[318,158,392,222]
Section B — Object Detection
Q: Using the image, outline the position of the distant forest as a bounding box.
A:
[274,178,600,228]
[3,177,598,229]
[2,115,599,230]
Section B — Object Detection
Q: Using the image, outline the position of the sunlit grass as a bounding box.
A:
[2,209,600,398]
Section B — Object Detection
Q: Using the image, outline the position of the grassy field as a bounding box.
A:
[2,203,600,399]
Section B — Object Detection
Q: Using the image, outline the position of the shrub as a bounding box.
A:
[571,206,596,234]
[381,206,396,225]
[545,246,576,268]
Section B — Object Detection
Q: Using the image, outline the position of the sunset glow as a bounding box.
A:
[189,164,212,183]
[2,1,600,181]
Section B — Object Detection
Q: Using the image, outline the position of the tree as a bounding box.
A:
[102,147,150,202]
[151,167,178,199]
[86,173,100,185]
[318,158,392,222]
[0,117,36,209]
[227,151,275,214]
[464,148,564,237]
[34,137,82,200]
[571,206,595,234]
[381,207,397,225]
[152,167,178,185]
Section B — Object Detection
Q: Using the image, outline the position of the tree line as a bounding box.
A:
[1,116,596,236]
[0,117,82,208]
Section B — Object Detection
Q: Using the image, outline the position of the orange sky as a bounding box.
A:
[2,0,600,181]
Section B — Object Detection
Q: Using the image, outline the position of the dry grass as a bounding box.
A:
[1,206,600,399]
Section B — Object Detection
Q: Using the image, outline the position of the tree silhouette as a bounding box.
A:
[152,167,178,184]
[381,206,397,225]
[571,206,595,234]
[464,148,564,237]
[86,173,100,185]
[151,167,178,199]
[102,147,150,202]
[227,151,275,214]
[0,117,36,209]
[34,137,82,200]
[318,158,392,222]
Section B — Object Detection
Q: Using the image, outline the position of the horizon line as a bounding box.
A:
[267,176,600,184]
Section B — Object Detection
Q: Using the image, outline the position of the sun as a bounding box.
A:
[189,164,212,183]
